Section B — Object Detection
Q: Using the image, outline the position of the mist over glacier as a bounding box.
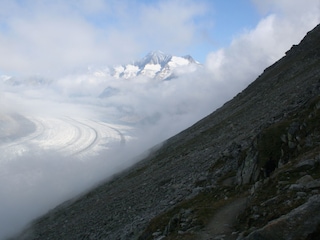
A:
[0,0,319,239]
[0,66,224,239]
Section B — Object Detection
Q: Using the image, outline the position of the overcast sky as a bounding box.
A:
[0,0,318,77]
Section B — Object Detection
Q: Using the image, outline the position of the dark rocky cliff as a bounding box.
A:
[13,24,320,240]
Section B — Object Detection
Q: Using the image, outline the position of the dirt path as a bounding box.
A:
[199,197,247,240]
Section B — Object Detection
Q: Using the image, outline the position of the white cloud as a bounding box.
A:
[206,0,320,94]
[0,0,208,76]
[0,1,127,75]
[252,0,320,19]
[136,0,206,54]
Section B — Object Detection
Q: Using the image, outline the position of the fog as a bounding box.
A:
[0,0,320,239]
[0,69,228,239]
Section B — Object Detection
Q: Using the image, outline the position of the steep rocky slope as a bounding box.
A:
[13,24,320,240]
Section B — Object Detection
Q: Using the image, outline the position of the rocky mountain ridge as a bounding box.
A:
[12,24,320,240]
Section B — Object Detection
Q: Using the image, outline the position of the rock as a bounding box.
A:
[222,176,236,186]
[152,231,162,237]
[277,180,289,186]
[289,183,304,191]
[299,171,307,176]
[250,181,262,195]
[296,174,314,184]
[214,234,226,239]
[242,195,320,240]
[280,134,287,143]
[295,159,316,170]
[251,214,260,220]
[180,208,193,219]
[155,236,166,240]
[261,196,278,207]
[192,187,204,194]
[305,179,320,189]
[288,141,297,149]
[296,192,307,197]
[236,147,259,185]
[288,122,300,135]
[288,132,293,142]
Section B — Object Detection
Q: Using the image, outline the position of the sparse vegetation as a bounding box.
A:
[139,183,249,240]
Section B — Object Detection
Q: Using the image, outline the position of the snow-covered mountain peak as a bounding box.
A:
[111,51,201,80]
[137,50,172,68]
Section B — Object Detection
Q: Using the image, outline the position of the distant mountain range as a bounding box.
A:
[108,50,200,80]
[97,51,201,98]
[1,51,200,88]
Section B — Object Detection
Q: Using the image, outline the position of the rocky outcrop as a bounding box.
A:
[12,24,320,240]
[237,95,320,185]
[243,195,320,240]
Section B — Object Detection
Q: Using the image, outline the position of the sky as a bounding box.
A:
[0,0,320,239]
[0,0,317,77]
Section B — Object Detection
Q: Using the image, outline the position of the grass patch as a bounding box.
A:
[138,183,249,240]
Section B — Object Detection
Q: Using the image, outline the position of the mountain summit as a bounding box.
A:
[137,50,172,67]
[112,51,200,80]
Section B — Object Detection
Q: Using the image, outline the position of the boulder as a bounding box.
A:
[306,179,320,189]
[296,174,314,184]
[294,159,316,170]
